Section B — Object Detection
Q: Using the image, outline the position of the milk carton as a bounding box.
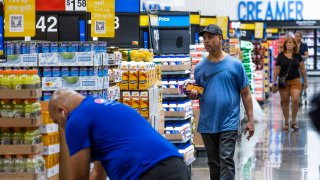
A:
[138,63,148,90]
[122,91,132,107]
[120,62,129,90]
[140,91,149,118]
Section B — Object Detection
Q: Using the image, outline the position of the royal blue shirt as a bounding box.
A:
[65,97,182,180]
[194,55,249,133]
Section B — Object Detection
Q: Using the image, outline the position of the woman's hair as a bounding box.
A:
[283,36,299,54]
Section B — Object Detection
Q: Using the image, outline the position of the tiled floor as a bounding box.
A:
[192,77,320,180]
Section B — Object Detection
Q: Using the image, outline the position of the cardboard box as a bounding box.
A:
[122,91,132,107]
[120,62,129,90]
[164,111,191,118]
[0,116,42,127]
[40,123,59,134]
[47,164,59,179]
[0,54,38,67]
[0,173,41,180]
[0,89,42,99]
[162,88,180,95]
[193,108,204,146]
[138,63,148,90]
[161,64,189,72]
[131,91,140,113]
[129,63,139,90]
[39,52,98,67]
[0,143,43,155]
[165,134,185,141]
[44,144,60,155]
[140,91,149,118]
[42,77,105,91]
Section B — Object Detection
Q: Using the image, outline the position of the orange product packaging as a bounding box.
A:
[131,91,140,114]
[120,62,130,90]
[140,91,149,118]
[138,63,148,90]
[122,91,132,107]
[129,62,139,90]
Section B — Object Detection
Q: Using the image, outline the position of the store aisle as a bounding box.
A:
[192,77,320,180]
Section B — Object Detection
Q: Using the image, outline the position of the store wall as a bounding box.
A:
[164,0,320,21]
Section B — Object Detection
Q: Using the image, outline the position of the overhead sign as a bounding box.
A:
[5,0,36,37]
[254,22,264,39]
[238,0,304,21]
[88,0,115,38]
[158,15,190,27]
[141,0,185,11]
[216,16,229,39]
[37,0,65,11]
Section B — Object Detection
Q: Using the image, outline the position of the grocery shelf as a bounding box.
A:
[43,144,60,155]
[40,123,59,134]
[165,115,192,121]
[162,94,187,98]
[0,172,41,180]
[0,143,43,155]
[0,116,42,127]
[161,70,191,75]
[170,136,192,144]
[186,157,196,166]
[0,88,42,99]
[47,164,59,179]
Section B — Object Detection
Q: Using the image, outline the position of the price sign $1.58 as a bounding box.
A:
[66,0,87,11]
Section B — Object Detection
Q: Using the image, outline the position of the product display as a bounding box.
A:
[241,41,255,93]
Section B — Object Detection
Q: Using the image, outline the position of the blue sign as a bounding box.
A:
[238,0,304,21]
[79,20,85,42]
[158,15,190,27]
[0,16,3,55]
[116,0,140,13]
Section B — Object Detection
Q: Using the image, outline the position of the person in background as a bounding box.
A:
[188,24,255,180]
[295,31,309,106]
[272,37,308,131]
[48,89,189,180]
[309,94,320,132]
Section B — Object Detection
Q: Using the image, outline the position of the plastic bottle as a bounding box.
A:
[22,70,35,89]
[35,155,45,173]
[1,128,11,145]
[24,99,41,118]
[12,100,25,118]
[3,155,13,172]
[0,156,3,172]
[29,70,41,88]
[12,128,23,145]
[7,70,16,89]
[25,155,36,173]
[14,155,25,172]
[23,128,35,145]
[0,71,3,88]
[12,70,23,90]
[20,70,28,89]
[0,70,12,89]
[0,100,13,118]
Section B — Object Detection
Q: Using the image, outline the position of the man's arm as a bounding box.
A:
[240,86,254,140]
[69,148,91,180]
[303,50,309,60]
[299,61,308,89]
[90,161,107,180]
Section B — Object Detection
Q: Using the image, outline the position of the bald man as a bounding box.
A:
[48,90,189,180]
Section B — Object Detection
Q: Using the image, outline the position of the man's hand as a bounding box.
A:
[304,83,308,90]
[244,121,255,141]
[187,89,200,100]
[272,85,278,93]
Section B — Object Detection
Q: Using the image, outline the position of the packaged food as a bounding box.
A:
[43,67,52,77]
[41,42,50,53]
[79,67,88,76]
[59,42,68,52]
[140,91,149,118]
[120,62,130,90]
[61,67,70,77]
[52,67,61,77]
[138,63,148,90]
[129,62,139,90]
[131,91,140,113]
[70,67,79,76]
[122,91,132,107]
[50,42,59,52]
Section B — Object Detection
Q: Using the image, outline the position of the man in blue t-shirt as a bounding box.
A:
[48,90,188,180]
[188,24,255,180]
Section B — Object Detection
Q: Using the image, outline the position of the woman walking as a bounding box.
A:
[273,36,308,131]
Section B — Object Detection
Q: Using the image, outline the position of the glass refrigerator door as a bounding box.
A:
[317,30,320,70]
[302,30,315,70]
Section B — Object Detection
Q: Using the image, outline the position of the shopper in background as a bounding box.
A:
[188,24,255,180]
[272,37,308,131]
[48,89,189,180]
[295,31,309,59]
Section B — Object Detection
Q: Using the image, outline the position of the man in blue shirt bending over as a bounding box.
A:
[188,24,255,180]
[48,89,188,180]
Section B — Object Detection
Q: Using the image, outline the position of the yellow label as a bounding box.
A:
[190,14,200,25]
[254,22,264,39]
[131,91,140,113]
[140,15,148,26]
[4,0,36,37]
[120,63,129,90]
[88,0,115,38]
[216,16,229,39]
[122,91,132,107]
[129,63,139,90]
[140,91,149,118]
[241,23,255,30]
[138,63,148,90]
[266,28,278,33]
[200,17,217,27]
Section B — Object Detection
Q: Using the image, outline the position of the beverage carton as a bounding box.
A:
[129,62,139,90]
[138,63,148,90]
[120,62,129,90]
[122,91,132,107]
[140,91,149,118]
[131,91,140,114]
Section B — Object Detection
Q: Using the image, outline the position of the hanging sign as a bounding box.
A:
[88,0,115,38]
[4,0,36,37]
[216,16,229,39]
[254,22,264,39]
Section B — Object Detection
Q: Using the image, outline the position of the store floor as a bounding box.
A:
[191,77,320,180]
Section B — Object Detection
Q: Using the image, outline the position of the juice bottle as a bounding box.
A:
[0,100,13,118]
[0,71,3,88]
[1,128,11,145]
[29,70,40,89]
[12,99,25,118]
[25,155,35,173]
[12,70,22,89]
[20,69,28,89]
[0,156,3,172]
[3,155,13,172]
[35,155,45,173]
[0,70,12,89]
[7,70,16,89]
[25,99,41,118]
[22,70,36,89]
[14,155,25,172]
[12,128,23,145]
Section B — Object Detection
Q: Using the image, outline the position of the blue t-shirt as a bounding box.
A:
[65,97,182,180]
[194,55,249,133]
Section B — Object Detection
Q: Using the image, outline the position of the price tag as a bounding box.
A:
[65,0,74,11]
[75,0,87,11]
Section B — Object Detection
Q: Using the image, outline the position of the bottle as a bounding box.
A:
[12,100,25,118]
[35,155,45,173]
[0,100,13,118]
[3,155,13,172]
[29,70,41,88]
[1,128,11,145]
[25,99,41,118]
[23,128,35,144]
[0,155,3,172]
[20,70,28,89]
[0,70,12,89]
[14,155,25,172]
[7,70,16,89]
[25,155,35,173]
[0,71,3,88]
[22,70,35,89]
[12,128,23,145]
[12,70,22,89]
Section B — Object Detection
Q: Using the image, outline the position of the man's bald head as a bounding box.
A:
[49,89,84,127]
